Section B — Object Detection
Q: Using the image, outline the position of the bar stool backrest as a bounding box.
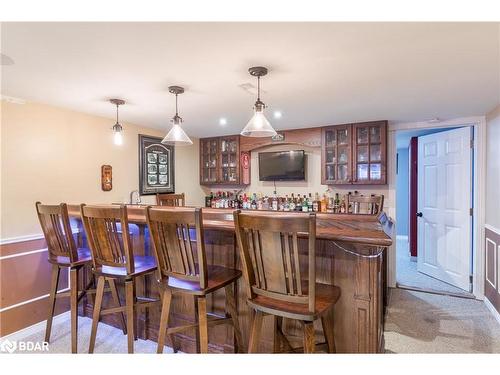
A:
[156,193,185,207]
[145,206,207,289]
[80,204,135,274]
[348,194,384,215]
[36,202,78,263]
[234,211,317,313]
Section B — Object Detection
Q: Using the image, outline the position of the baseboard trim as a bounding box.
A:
[484,297,500,325]
[0,311,70,341]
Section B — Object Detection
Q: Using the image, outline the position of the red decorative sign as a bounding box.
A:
[241,152,250,185]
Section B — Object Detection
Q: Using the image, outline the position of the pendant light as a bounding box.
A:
[110,98,125,145]
[240,66,277,138]
[161,86,193,146]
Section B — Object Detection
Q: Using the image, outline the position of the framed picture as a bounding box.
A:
[138,134,175,195]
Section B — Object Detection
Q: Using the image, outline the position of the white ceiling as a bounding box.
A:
[1,22,499,137]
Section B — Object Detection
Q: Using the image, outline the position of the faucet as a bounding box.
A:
[130,190,141,205]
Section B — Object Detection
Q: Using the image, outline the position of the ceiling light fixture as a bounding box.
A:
[273,111,282,119]
[162,86,193,146]
[219,118,227,126]
[240,66,277,138]
[110,98,125,146]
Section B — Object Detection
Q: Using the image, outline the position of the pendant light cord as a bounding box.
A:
[257,76,261,101]
[116,103,119,124]
[175,93,179,116]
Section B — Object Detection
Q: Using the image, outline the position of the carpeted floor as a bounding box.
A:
[384,288,500,353]
[2,288,500,354]
[396,236,469,295]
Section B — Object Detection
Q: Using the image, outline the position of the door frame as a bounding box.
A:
[387,116,486,299]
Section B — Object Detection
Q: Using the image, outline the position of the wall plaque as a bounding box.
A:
[138,134,175,195]
[101,165,112,191]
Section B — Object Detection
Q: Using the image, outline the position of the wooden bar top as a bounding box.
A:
[67,204,393,247]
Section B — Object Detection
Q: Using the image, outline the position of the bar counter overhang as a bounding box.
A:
[67,205,393,353]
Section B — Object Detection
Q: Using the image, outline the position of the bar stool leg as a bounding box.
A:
[70,267,79,353]
[248,310,264,353]
[45,264,60,343]
[273,316,281,353]
[108,278,127,335]
[88,276,105,353]
[321,315,336,353]
[224,285,244,353]
[303,321,315,354]
[132,281,138,340]
[125,279,135,354]
[156,287,172,354]
[196,296,208,353]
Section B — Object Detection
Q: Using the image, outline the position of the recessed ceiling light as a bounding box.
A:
[219,118,227,126]
[273,111,282,119]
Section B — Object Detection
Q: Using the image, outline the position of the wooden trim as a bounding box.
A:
[0,237,47,257]
[409,136,418,257]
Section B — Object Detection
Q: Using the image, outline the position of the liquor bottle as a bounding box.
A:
[334,193,340,213]
[289,193,296,211]
[307,193,313,212]
[347,192,352,213]
[296,194,302,212]
[251,193,257,210]
[262,195,269,211]
[302,194,309,212]
[313,192,320,212]
[327,197,334,213]
[257,193,263,210]
[284,195,290,211]
[272,194,278,211]
[320,193,327,213]
[353,191,360,214]
[340,195,346,213]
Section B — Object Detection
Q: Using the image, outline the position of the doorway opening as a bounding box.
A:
[395,126,474,297]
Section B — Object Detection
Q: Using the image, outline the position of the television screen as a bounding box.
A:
[258,150,305,181]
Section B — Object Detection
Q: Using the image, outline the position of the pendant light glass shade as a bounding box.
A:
[113,125,123,145]
[241,66,277,138]
[161,118,193,145]
[162,86,193,146]
[240,107,277,137]
[110,99,125,146]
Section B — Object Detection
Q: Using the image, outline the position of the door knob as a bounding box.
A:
[416,212,423,217]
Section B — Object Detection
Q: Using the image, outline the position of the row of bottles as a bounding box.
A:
[205,190,373,214]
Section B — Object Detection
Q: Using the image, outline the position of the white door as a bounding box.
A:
[417,127,472,291]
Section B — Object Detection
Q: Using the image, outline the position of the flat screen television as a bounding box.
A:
[258,150,305,181]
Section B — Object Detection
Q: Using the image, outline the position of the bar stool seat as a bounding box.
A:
[93,255,157,278]
[49,247,92,267]
[166,265,242,295]
[248,282,340,321]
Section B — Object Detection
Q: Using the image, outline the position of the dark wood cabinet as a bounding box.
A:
[321,121,387,185]
[200,136,242,185]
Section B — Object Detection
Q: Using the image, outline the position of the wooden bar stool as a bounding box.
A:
[347,194,384,215]
[36,202,102,353]
[233,211,341,353]
[156,193,185,207]
[145,206,243,353]
[80,204,159,353]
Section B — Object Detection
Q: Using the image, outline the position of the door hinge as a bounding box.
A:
[470,139,474,149]
[469,208,473,216]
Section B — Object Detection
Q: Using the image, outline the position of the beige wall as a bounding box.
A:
[1,100,204,239]
[209,143,389,208]
[486,104,500,230]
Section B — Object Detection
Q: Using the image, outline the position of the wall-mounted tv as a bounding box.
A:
[258,150,305,181]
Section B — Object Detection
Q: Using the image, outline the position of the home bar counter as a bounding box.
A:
[66,205,393,353]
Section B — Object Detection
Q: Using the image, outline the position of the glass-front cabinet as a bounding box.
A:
[321,121,387,185]
[200,136,241,185]
[200,137,219,184]
[219,136,239,184]
[322,125,352,184]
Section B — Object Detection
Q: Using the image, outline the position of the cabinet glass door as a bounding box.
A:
[353,123,385,183]
[219,137,239,183]
[322,126,351,184]
[201,139,218,183]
